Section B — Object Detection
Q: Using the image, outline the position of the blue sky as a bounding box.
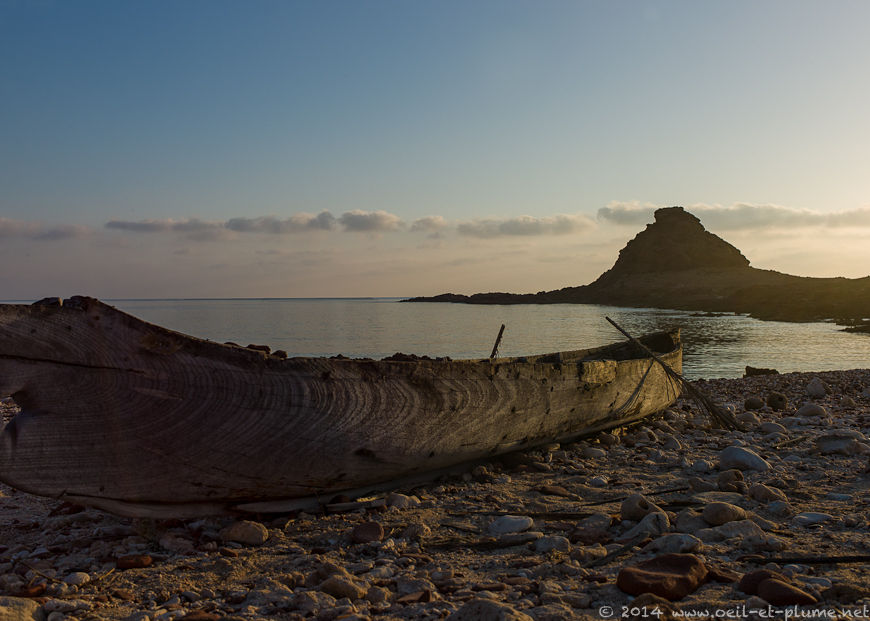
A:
[2,1,870,298]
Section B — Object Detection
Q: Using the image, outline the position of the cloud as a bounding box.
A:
[457,214,595,238]
[105,219,171,232]
[694,203,870,230]
[410,215,448,233]
[339,210,403,232]
[105,210,404,238]
[105,217,233,241]
[106,217,224,232]
[598,201,870,231]
[596,201,659,225]
[33,224,91,241]
[0,218,43,238]
[226,211,337,233]
[0,218,90,241]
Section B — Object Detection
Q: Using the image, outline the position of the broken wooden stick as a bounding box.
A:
[582,485,690,507]
[489,324,506,359]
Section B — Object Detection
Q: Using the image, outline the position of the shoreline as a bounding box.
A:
[2,368,870,619]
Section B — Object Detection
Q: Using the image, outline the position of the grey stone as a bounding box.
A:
[697,519,765,542]
[221,520,269,545]
[717,469,745,492]
[581,447,607,459]
[749,484,788,503]
[796,402,828,417]
[794,512,834,527]
[620,493,665,522]
[447,598,534,621]
[691,459,714,473]
[806,377,828,398]
[641,533,702,554]
[760,422,787,434]
[767,501,795,517]
[738,411,761,425]
[290,591,338,614]
[534,535,572,554]
[621,512,669,541]
[319,575,366,600]
[744,396,765,410]
[63,571,90,586]
[396,576,438,597]
[386,493,421,508]
[674,509,708,534]
[489,515,533,535]
[719,446,770,471]
[741,533,788,552]
[702,502,747,526]
[816,434,870,455]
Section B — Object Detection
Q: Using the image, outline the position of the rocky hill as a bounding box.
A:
[407,206,870,323]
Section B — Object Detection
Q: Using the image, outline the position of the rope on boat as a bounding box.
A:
[610,358,657,420]
[605,317,743,431]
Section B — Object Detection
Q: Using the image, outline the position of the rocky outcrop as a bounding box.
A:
[406,206,870,323]
[593,207,749,282]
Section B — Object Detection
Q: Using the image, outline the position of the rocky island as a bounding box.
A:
[407,207,870,323]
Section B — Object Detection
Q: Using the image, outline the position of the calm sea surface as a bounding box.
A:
[60,298,870,380]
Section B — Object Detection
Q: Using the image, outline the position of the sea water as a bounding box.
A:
[75,298,870,380]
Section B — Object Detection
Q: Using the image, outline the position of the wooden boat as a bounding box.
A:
[0,296,682,517]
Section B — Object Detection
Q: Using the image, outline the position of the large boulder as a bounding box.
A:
[617,553,709,601]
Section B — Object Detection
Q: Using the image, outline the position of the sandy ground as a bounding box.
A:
[2,369,870,620]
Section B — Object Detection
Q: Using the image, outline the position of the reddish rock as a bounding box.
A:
[13,583,46,597]
[616,554,708,601]
[111,589,135,601]
[116,554,153,569]
[758,578,817,606]
[737,569,790,595]
[351,520,384,544]
[706,565,740,583]
[180,612,222,621]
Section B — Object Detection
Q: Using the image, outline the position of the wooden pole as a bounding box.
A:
[489,324,506,359]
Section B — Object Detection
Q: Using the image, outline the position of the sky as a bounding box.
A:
[2,0,870,299]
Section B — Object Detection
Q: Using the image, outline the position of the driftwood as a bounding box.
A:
[748,554,870,565]
[0,297,682,517]
[581,485,690,507]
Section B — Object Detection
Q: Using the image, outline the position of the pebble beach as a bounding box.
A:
[2,369,870,621]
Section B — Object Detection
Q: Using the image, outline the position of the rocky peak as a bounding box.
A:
[596,206,750,279]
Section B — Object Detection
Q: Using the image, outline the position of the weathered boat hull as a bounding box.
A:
[0,297,681,516]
